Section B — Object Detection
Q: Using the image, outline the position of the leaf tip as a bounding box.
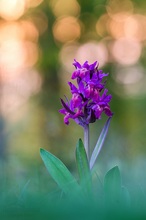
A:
[40,148,45,156]
[112,165,119,172]
[79,138,82,143]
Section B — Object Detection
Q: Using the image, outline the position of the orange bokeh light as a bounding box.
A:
[108,13,129,39]
[0,1,43,117]
[50,0,80,17]
[0,20,39,81]
[0,0,26,20]
[75,41,108,67]
[124,14,146,41]
[20,20,39,41]
[53,16,81,43]
[111,38,142,65]
[107,12,146,42]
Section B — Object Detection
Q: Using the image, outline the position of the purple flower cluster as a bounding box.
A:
[59,60,113,127]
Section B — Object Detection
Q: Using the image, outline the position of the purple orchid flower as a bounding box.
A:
[59,60,113,128]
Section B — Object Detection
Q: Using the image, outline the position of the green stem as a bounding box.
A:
[84,124,89,160]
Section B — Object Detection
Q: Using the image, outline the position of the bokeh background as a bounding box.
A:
[0,0,146,195]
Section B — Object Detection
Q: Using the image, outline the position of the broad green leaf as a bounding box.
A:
[90,117,112,170]
[76,139,91,193]
[40,148,80,195]
[104,166,121,205]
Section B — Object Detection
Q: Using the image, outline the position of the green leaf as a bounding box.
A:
[76,139,91,193]
[90,117,112,169]
[40,148,80,195]
[104,166,121,205]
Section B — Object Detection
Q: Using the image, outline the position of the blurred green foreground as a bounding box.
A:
[0,0,146,218]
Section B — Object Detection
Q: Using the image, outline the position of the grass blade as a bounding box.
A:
[90,117,112,169]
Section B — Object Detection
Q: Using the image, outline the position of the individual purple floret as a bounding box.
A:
[59,59,113,127]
